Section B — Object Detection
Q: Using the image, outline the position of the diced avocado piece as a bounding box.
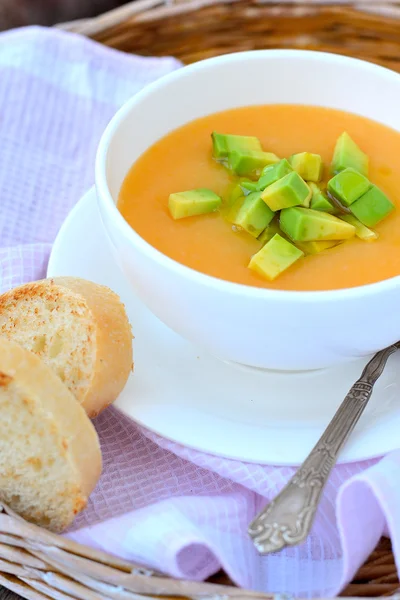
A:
[212,133,228,159]
[226,183,244,208]
[331,132,369,176]
[228,192,274,238]
[289,152,323,182]
[339,214,378,241]
[327,168,371,207]
[211,132,262,161]
[256,158,293,191]
[168,188,221,219]
[295,240,339,255]
[301,190,311,208]
[261,172,311,211]
[309,182,337,214]
[228,150,280,177]
[240,180,259,194]
[248,234,304,281]
[258,217,282,245]
[280,207,356,241]
[350,185,395,227]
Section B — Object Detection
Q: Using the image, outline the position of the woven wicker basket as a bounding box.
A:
[58,0,400,71]
[0,501,398,599]
[3,2,400,599]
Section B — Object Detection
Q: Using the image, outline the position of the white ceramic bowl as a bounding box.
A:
[96,50,400,371]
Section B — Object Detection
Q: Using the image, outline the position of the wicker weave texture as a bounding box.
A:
[60,0,400,70]
[0,501,398,599]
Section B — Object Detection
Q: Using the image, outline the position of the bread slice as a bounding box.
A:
[0,277,133,418]
[0,337,102,532]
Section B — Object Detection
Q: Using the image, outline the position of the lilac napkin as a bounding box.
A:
[1,25,400,599]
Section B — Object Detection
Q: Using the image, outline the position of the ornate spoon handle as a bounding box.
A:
[248,344,399,554]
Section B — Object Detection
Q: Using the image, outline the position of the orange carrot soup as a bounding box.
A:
[118,105,400,291]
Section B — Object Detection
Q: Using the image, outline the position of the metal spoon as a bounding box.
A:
[248,343,400,554]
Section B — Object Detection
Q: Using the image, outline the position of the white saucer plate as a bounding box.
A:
[48,187,400,466]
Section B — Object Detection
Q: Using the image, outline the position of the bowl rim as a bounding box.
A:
[96,48,400,303]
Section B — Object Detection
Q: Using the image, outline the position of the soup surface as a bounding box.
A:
[118,105,400,291]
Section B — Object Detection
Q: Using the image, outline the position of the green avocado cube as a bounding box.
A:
[228,192,274,238]
[228,150,280,177]
[211,132,262,160]
[309,182,337,214]
[261,172,311,211]
[248,234,304,281]
[256,158,293,191]
[168,188,221,220]
[240,180,259,194]
[339,214,378,241]
[350,185,395,227]
[295,240,339,255]
[289,152,323,182]
[327,168,371,207]
[280,207,356,241]
[226,183,244,208]
[331,132,369,176]
[258,217,282,245]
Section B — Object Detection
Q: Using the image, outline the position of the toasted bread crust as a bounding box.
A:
[45,277,134,417]
[0,277,133,417]
[0,338,102,532]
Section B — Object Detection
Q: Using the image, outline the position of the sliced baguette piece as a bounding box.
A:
[0,337,102,533]
[0,277,133,418]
